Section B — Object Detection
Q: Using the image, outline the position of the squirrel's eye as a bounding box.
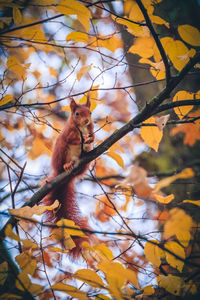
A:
[75,111,79,116]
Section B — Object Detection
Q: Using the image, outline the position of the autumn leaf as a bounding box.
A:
[178,25,200,47]
[164,241,185,272]
[171,109,200,146]
[183,199,200,206]
[158,275,183,296]
[141,116,163,152]
[129,36,155,58]
[51,227,75,250]
[13,8,22,24]
[161,37,196,71]
[139,58,165,80]
[92,35,123,52]
[51,283,88,300]
[74,269,104,288]
[0,94,13,106]
[106,151,124,168]
[7,56,29,79]
[56,219,87,237]
[154,168,194,192]
[8,200,59,219]
[94,243,114,260]
[77,64,92,81]
[16,271,44,294]
[143,285,155,296]
[57,0,92,32]
[98,261,138,299]
[15,252,37,276]
[0,262,8,286]
[173,91,194,119]
[66,31,89,43]
[164,208,193,247]
[154,193,175,204]
[144,240,165,267]
[5,224,21,242]
[95,194,116,222]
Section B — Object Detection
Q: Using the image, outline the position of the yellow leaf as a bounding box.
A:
[94,243,114,260]
[178,25,200,47]
[106,151,124,168]
[62,105,71,112]
[113,16,145,37]
[15,272,30,291]
[0,294,21,300]
[129,36,155,58]
[185,280,197,295]
[141,116,163,152]
[143,285,155,295]
[0,94,13,106]
[7,56,28,79]
[154,168,194,192]
[139,58,165,80]
[5,224,20,242]
[173,91,194,119]
[158,275,183,296]
[183,199,200,206]
[161,38,196,71]
[28,136,52,159]
[51,283,88,300]
[77,64,92,81]
[178,168,194,179]
[92,35,122,52]
[9,200,59,219]
[15,252,37,276]
[154,193,174,204]
[74,269,104,288]
[13,7,22,24]
[164,241,185,272]
[164,208,193,247]
[150,15,169,28]
[56,219,87,237]
[98,261,138,299]
[66,31,89,43]
[48,247,69,253]
[0,262,8,286]
[144,240,165,267]
[51,227,76,250]
[57,0,91,32]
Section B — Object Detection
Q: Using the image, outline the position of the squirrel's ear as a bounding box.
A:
[86,93,91,108]
[70,98,77,112]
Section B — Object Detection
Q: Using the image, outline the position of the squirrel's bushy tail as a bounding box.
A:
[43,178,89,258]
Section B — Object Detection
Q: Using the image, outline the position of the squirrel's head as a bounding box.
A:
[70,95,92,127]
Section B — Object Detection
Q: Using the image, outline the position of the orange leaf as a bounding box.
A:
[154,193,175,204]
[106,151,124,168]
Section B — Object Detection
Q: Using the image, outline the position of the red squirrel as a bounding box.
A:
[43,95,94,257]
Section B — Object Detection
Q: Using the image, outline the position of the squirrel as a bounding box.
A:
[43,95,94,258]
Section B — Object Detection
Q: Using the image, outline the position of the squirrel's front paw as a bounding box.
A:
[84,134,94,144]
[63,161,74,173]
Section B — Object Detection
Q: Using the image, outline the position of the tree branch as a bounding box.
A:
[135,0,171,84]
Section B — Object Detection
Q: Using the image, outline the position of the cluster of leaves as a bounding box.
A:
[0,0,200,299]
